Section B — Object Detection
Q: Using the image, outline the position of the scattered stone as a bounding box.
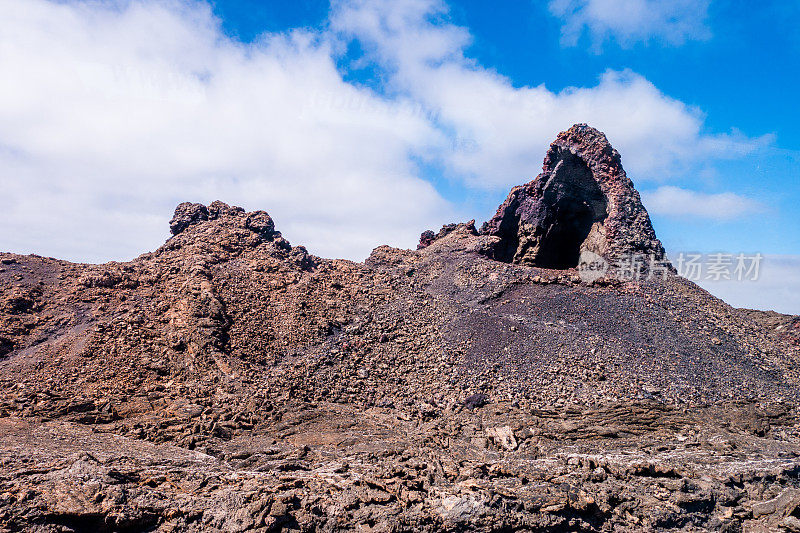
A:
[169,202,209,235]
[0,125,798,532]
[485,425,517,450]
[464,393,489,410]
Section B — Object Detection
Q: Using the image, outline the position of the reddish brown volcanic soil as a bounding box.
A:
[1,125,800,532]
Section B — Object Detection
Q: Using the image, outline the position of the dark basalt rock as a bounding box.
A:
[3,288,37,314]
[418,230,436,250]
[169,200,277,243]
[0,337,13,358]
[169,202,209,235]
[480,124,668,268]
[245,211,276,238]
[418,221,477,250]
[208,199,244,219]
[464,393,489,410]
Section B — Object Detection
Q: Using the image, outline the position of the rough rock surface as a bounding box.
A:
[477,124,667,268]
[1,125,799,532]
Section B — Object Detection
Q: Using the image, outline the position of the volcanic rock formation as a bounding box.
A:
[1,125,799,532]
[474,124,667,268]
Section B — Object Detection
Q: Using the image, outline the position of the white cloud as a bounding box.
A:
[0,0,454,262]
[0,0,770,263]
[642,186,763,220]
[549,0,712,49]
[333,0,767,188]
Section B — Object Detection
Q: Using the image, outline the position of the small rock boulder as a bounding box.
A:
[486,426,518,451]
[169,202,209,235]
[464,393,488,410]
[245,211,275,238]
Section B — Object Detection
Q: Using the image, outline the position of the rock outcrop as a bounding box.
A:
[170,200,278,241]
[479,124,667,268]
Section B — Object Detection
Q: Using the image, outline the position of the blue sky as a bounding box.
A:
[210,0,800,256]
[0,0,798,312]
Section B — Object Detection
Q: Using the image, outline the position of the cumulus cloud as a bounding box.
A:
[0,0,770,263]
[643,186,764,220]
[0,0,456,262]
[549,0,712,48]
[333,0,767,188]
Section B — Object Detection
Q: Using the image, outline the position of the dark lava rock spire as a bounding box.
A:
[480,124,668,268]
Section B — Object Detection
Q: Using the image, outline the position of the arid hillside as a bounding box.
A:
[1,125,800,532]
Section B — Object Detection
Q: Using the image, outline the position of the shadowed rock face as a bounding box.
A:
[0,337,12,358]
[480,124,667,268]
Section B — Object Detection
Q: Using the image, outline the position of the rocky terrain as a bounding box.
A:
[1,124,799,532]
